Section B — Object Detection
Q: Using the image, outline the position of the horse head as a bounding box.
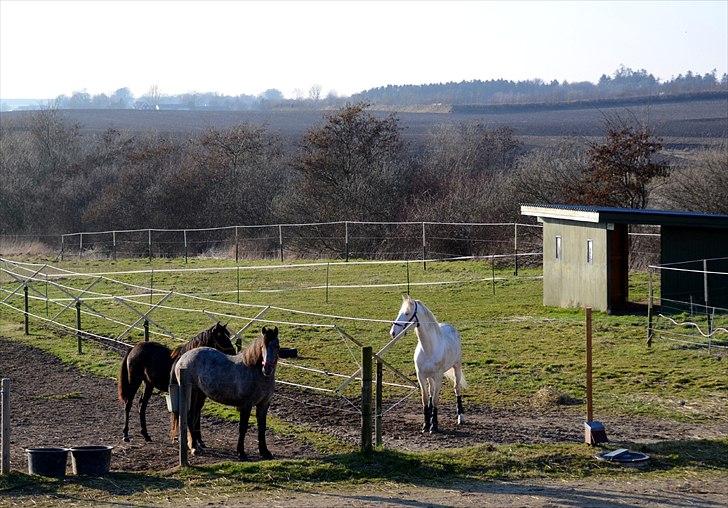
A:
[212,322,237,355]
[260,326,280,377]
[390,295,419,338]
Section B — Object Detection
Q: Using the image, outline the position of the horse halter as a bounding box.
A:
[399,301,420,329]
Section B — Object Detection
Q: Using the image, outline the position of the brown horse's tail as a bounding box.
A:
[169,363,179,441]
[118,348,132,403]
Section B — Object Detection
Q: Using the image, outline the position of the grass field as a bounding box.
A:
[1,255,726,422]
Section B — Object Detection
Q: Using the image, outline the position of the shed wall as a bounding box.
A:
[661,226,728,311]
[542,219,608,311]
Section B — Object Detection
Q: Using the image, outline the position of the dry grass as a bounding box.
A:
[0,239,54,257]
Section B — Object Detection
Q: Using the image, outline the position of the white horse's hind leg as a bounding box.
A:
[454,362,464,425]
[416,371,431,433]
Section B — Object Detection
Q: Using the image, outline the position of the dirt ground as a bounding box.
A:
[0,336,725,475]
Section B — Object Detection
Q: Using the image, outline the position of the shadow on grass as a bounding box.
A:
[0,470,182,499]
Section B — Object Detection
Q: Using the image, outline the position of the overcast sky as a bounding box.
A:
[1,0,726,99]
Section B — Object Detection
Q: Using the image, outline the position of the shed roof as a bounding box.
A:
[521,204,728,228]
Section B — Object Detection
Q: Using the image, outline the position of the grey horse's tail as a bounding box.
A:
[169,363,179,441]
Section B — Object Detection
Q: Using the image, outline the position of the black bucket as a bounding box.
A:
[25,447,69,478]
[69,446,113,476]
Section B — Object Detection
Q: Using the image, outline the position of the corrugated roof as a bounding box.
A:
[521,204,728,228]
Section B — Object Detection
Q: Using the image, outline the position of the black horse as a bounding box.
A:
[118,322,236,442]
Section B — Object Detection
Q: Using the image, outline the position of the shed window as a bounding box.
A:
[586,239,593,264]
[555,236,562,260]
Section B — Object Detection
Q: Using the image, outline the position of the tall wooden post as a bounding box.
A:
[148,229,152,263]
[278,225,284,262]
[375,358,383,447]
[144,319,150,342]
[112,231,117,261]
[76,300,82,354]
[23,284,29,335]
[79,233,83,259]
[178,368,189,467]
[60,234,65,261]
[1,378,9,475]
[586,307,593,423]
[360,346,373,454]
[647,270,654,348]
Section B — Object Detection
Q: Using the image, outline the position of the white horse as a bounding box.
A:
[390,295,466,433]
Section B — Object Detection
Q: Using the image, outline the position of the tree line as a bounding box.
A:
[1,104,726,240]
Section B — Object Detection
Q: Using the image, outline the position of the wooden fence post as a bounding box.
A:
[406,261,410,295]
[325,262,330,304]
[235,226,239,264]
[112,231,117,261]
[278,225,284,262]
[76,300,83,354]
[514,223,519,276]
[1,378,10,475]
[144,319,150,342]
[178,368,189,467]
[361,346,373,454]
[23,284,29,335]
[60,234,65,261]
[491,256,496,295]
[148,229,152,263]
[585,307,593,423]
[79,233,83,259]
[183,230,188,264]
[375,358,383,447]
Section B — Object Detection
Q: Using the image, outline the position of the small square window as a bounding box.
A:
[586,240,593,264]
[555,236,562,260]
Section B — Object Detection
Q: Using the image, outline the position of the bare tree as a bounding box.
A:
[659,144,728,214]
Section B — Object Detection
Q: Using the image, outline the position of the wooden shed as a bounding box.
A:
[520,204,728,313]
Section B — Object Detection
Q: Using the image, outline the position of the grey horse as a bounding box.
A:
[171,326,280,460]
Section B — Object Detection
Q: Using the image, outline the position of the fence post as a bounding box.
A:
[183,230,188,264]
[586,307,593,423]
[150,268,154,305]
[491,256,496,295]
[112,231,117,261]
[278,225,284,262]
[76,300,82,354]
[144,319,150,342]
[23,284,29,335]
[703,258,709,321]
[647,270,654,348]
[1,378,9,475]
[235,226,239,264]
[361,346,373,454]
[60,234,65,261]
[421,222,427,271]
[708,307,714,353]
[406,261,410,295]
[344,222,349,262]
[325,262,330,304]
[178,368,189,467]
[79,233,83,259]
[514,223,519,276]
[375,358,383,447]
[148,229,152,263]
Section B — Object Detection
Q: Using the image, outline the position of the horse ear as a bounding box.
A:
[273,326,278,335]
[261,326,267,333]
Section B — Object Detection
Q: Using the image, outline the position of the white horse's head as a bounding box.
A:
[390,295,419,338]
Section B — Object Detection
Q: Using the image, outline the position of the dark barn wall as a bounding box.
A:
[660,226,728,311]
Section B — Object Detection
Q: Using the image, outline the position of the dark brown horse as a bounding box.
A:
[171,326,279,460]
[118,322,236,442]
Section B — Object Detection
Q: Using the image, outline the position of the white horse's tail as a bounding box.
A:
[445,366,467,389]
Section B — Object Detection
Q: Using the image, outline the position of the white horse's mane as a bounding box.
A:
[403,295,437,325]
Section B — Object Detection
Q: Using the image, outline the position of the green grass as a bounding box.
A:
[1,255,725,423]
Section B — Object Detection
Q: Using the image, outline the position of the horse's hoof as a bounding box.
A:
[197,440,207,449]
[421,425,430,434]
[429,427,438,434]
[457,415,464,425]
[260,450,273,460]
[238,453,248,462]
[122,436,130,443]
[191,447,203,456]
[142,434,152,442]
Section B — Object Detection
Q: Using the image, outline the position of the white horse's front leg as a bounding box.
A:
[429,377,443,433]
[416,371,431,433]
[454,362,464,425]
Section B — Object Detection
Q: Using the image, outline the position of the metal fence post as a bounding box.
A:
[361,346,373,454]
[76,300,82,354]
[23,284,29,335]
[345,221,349,262]
[406,261,410,295]
[183,230,188,264]
[514,223,519,276]
[148,229,152,262]
[144,319,150,342]
[278,225,284,262]
[178,368,189,467]
[1,378,9,475]
[60,234,65,261]
[586,307,593,423]
[491,256,496,295]
[235,226,239,264]
[375,358,383,447]
[79,233,83,259]
[647,269,654,348]
[112,231,117,261]
[421,222,427,271]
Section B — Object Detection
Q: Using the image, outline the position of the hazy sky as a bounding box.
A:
[1,0,726,99]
